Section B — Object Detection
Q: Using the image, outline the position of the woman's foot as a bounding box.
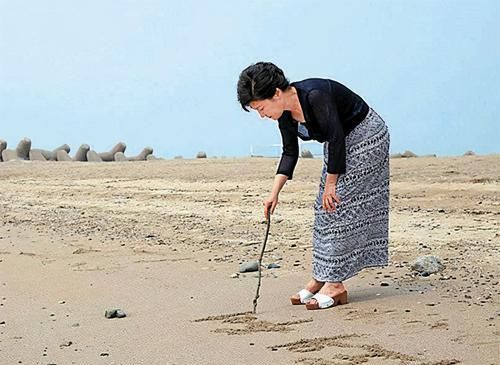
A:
[290,278,325,304]
[305,282,347,308]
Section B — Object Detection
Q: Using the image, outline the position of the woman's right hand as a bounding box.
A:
[263,194,279,219]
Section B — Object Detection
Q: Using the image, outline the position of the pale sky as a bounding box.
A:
[1,0,499,158]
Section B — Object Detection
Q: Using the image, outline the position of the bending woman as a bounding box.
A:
[237,62,390,310]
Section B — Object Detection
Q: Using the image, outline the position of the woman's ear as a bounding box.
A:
[273,88,282,99]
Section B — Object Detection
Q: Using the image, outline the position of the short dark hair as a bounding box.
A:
[237,62,290,111]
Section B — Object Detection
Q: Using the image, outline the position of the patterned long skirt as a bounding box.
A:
[312,108,390,282]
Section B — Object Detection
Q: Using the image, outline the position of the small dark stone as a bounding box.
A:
[105,309,127,319]
[60,341,73,348]
[380,282,390,287]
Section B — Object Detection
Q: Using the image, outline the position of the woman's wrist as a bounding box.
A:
[324,183,336,194]
[269,192,279,199]
[271,174,288,197]
[325,173,338,185]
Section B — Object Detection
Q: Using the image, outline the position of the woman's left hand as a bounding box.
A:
[322,183,341,212]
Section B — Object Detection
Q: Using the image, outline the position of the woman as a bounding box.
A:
[237,62,390,310]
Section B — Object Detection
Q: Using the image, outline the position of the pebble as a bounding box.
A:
[104,309,126,319]
[230,273,239,278]
[239,260,259,273]
[380,282,390,286]
[60,341,73,348]
[411,255,445,276]
[267,263,281,269]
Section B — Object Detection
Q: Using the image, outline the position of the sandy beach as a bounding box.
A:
[0,155,498,365]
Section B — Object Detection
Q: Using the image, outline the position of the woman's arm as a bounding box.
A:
[307,89,344,211]
[263,173,288,218]
[271,173,289,197]
[276,118,299,179]
[264,119,299,218]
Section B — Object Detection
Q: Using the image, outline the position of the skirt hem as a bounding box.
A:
[312,261,390,283]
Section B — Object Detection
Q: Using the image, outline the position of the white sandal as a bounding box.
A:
[305,291,349,310]
[290,289,315,305]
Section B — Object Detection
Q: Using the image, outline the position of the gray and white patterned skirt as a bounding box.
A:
[312,108,390,282]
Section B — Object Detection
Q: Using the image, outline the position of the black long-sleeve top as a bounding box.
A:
[276,78,369,179]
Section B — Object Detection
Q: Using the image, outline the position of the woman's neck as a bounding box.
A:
[283,87,302,115]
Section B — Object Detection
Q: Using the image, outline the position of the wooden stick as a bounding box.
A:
[252,215,271,314]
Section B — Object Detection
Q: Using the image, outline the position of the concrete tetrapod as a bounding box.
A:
[1,150,19,162]
[1,138,31,161]
[29,150,47,161]
[98,142,126,162]
[31,144,71,161]
[301,149,314,158]
[0,140,6,162]
[73,144,90,162]
[114,152,128,162]
[87,150,103,162]
[401,150,418,158]
[17,138,32,160]
[56,150,72,161]
[127,147,153,161]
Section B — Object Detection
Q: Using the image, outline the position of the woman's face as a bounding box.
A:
[249,89,284,121]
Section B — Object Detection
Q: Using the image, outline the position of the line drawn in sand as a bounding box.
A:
[193,311,313,335]
[269,336,460,365]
